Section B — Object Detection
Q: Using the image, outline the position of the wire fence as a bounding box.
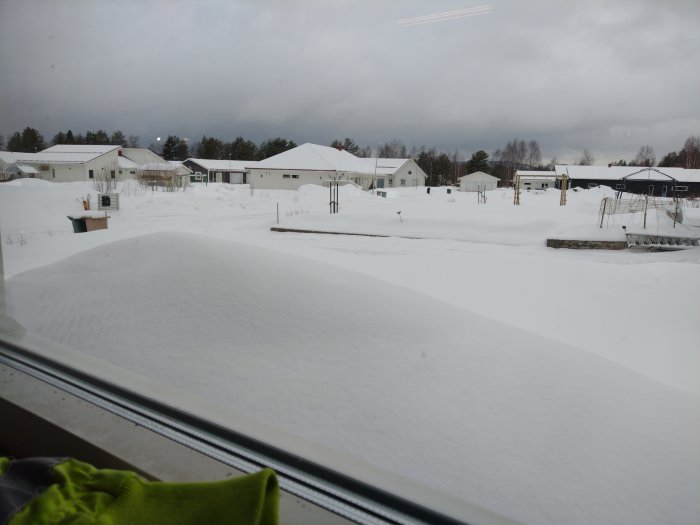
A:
[599,196,682,216]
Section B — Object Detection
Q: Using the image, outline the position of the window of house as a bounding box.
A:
[675,186,688,191]
[52,169,55,179]
[400,179,406,185]
[283,174,291,178]
[111,170,116,180]
[130,170,135,175]
[89,169,94,179]
[292,174,299,179]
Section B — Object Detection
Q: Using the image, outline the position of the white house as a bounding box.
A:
[3,145,122,182]
[351,158,425,189]
[0,145,184,183]
[515,170,558,190]
[247,143,426,190]
[458,171,500,192]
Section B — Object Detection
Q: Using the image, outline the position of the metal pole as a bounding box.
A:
[277,202,279,224]
[643,195,648,229]
[673,198,678,229]
[600,198,607,228]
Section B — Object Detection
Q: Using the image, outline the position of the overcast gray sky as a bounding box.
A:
[1,0,698,163]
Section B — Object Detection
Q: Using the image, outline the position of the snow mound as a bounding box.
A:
[6,231,700,525]
[4,178,57,188]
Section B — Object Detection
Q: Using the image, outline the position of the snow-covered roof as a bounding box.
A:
[186,158,257,171]
[118,156,138,169]
[253,143,368,172]
[167,161,193,175]
[7,163,39,174]
[139,162,179,172]
[0,151,26,164]
[354,158,410,176]
[459,171,500,181]
[42,144,120,155]
[515,170,557,177]
[120,148,168,165]
[554,165,700,183]
[2,144,120,164]
[14,152,106,164]
[252,143,416,177]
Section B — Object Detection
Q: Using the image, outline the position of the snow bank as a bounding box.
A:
[5,232,700,525]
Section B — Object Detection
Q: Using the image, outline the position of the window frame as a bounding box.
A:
[0,335,477,525]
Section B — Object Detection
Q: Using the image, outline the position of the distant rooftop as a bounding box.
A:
[42,144,120,155]
[186,158,258,171]
[252,143,411,175]
[554,165,700,183]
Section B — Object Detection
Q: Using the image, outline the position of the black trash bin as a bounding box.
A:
[447,188,452,194]
[67,216,87,233]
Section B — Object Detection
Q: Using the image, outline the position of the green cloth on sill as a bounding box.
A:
[5,458,278,525]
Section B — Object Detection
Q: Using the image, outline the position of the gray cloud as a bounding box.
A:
[1,0,698,163]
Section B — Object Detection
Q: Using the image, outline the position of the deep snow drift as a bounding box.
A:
[6,232,700,525]
[1,179,699,524]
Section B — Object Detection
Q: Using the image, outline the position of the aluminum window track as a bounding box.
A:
[0,337,470,525]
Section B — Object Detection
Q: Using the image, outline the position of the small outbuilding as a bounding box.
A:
[458,172,499,192]
[515,170,557,190]
[183,159,258,184]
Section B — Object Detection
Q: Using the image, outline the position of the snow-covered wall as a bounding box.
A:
[249,168,335,190]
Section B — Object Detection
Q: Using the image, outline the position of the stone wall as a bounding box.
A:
[546,239,627,250]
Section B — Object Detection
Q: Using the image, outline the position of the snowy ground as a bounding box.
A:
[1,179,699,525]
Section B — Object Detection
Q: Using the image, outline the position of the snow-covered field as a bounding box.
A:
[1,179,699,525]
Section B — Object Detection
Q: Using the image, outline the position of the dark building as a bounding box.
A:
[183,158,255,184]
[554,166,700,197]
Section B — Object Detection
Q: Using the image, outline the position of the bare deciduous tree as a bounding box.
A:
[681,135,700,168]
[633,145,656,167]
[377,139,407,158]
[527,140,541,168]
[92,160,120,194]
[136,163,183,192]
[492,138,527,183]
[578,149,595,166]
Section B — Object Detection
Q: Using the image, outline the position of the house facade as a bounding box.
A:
[514,170,558,190]
[8,145,122,182]
[458,171,500,192]
[0,146,181,183]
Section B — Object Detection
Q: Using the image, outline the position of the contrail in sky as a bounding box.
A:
[397,5,491,27]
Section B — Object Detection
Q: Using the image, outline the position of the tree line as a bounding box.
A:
[3,127,698,185]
